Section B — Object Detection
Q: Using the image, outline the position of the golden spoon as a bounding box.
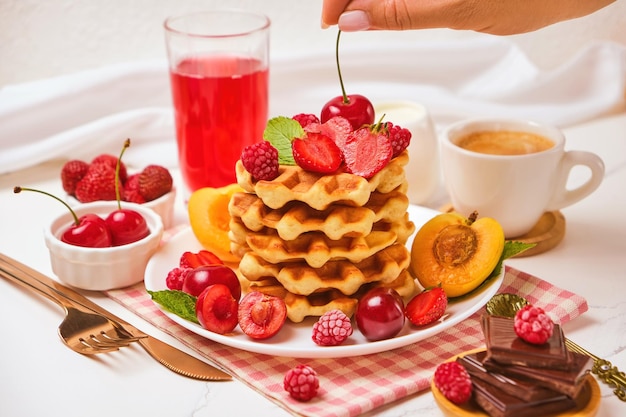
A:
[486,293,626,401]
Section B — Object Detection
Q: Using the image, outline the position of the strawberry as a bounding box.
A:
[91,154,127,183]
[74,163,120,203]
[292,132,342,174]
[343,125,393,178]
[305,116,353,150]
[137,165,173,201]
[122,173,146,204]
[405,286,448,326]
[61,160,89,196]
[179,250,223,269]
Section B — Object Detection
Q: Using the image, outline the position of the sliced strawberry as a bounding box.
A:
[305,116,352,150]
[179,250,223,269]
[343,126,393,178]
[405,287,448,327]
[292,132,342,174]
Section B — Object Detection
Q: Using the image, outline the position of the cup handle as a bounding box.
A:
[546,150,605,211]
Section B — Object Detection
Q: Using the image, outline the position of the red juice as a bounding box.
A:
[169,55,268,191]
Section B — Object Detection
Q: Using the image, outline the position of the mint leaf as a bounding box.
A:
[148,290,199,324]
[489,241,536,279]
[262,116,303,165]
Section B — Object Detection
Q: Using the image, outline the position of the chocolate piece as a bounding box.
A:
[457,351,559,402]
[483,350,593,398]
[482,315,570,369]
[472,377,576,417]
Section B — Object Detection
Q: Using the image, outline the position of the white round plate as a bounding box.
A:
[144,205,504,358]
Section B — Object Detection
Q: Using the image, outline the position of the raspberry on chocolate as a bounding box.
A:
[241,141,280,181]
[311,309,353,346]
[283,364,319,402]
[433,362,473,404]
[514,305,554,345]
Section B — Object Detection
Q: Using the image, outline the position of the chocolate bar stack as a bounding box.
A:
[456,315,593,417]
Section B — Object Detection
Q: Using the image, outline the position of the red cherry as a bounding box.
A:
[355,287,405,341]
[195,284,239,334]
[13,186,112,248]
[104,209,149,246]
[105,139,150,246]
[321,94,375,130]
[238,291,287,340]
[61,213,112,248]
[321,30,375,130]
[182,265,241,300]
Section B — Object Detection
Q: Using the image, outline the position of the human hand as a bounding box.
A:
[321,0,616,35]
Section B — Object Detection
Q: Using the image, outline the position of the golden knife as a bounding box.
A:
[0,253,231,381]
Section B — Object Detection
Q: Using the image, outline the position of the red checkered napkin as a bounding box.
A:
[106,266,587,417]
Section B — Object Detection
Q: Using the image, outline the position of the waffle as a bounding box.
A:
[228,185,410,240]
[229,214,415,267]
[238,243,411,296]
[248,270,417,322]
[235,151,408,210]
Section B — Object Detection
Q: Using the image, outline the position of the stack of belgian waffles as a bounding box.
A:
[228,150,417,322]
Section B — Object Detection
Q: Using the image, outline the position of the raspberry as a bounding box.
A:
[292,113,320,128]
[283,364,319,402]
[311,309,353,346]
[61,160,89,196]
[386,122,412,158]
[240,141,279,181]
[166,267,189,290]
[514,305,554,344]
[433,362,472,404]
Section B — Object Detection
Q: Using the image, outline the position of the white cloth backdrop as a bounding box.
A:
[1,37,624,175]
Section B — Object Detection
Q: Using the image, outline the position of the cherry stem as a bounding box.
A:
[335,30,349,105]
[115,138,130,210]
[14,186,80,225]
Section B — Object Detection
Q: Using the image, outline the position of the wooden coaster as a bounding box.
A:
[438,205,566,257]
[511,211,566,257]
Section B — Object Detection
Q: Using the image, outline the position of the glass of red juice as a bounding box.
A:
[164,11,270,195]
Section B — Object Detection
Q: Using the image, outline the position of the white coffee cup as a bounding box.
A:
[374,101,440,205]
[441,118,605,238]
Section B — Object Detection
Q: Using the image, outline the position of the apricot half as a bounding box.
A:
[188,183,243,264]
[409,212,504,298]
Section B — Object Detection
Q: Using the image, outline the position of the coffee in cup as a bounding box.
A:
[441,118,605,238]
[456,130,554,155]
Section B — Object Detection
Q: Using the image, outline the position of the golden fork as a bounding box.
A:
[0,253,231,380]
[0,266,145,355]
[486,293,626,401]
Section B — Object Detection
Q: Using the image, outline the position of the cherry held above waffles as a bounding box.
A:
[320,30,375,130]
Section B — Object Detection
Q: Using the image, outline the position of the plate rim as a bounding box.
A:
[144,205,505,358]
